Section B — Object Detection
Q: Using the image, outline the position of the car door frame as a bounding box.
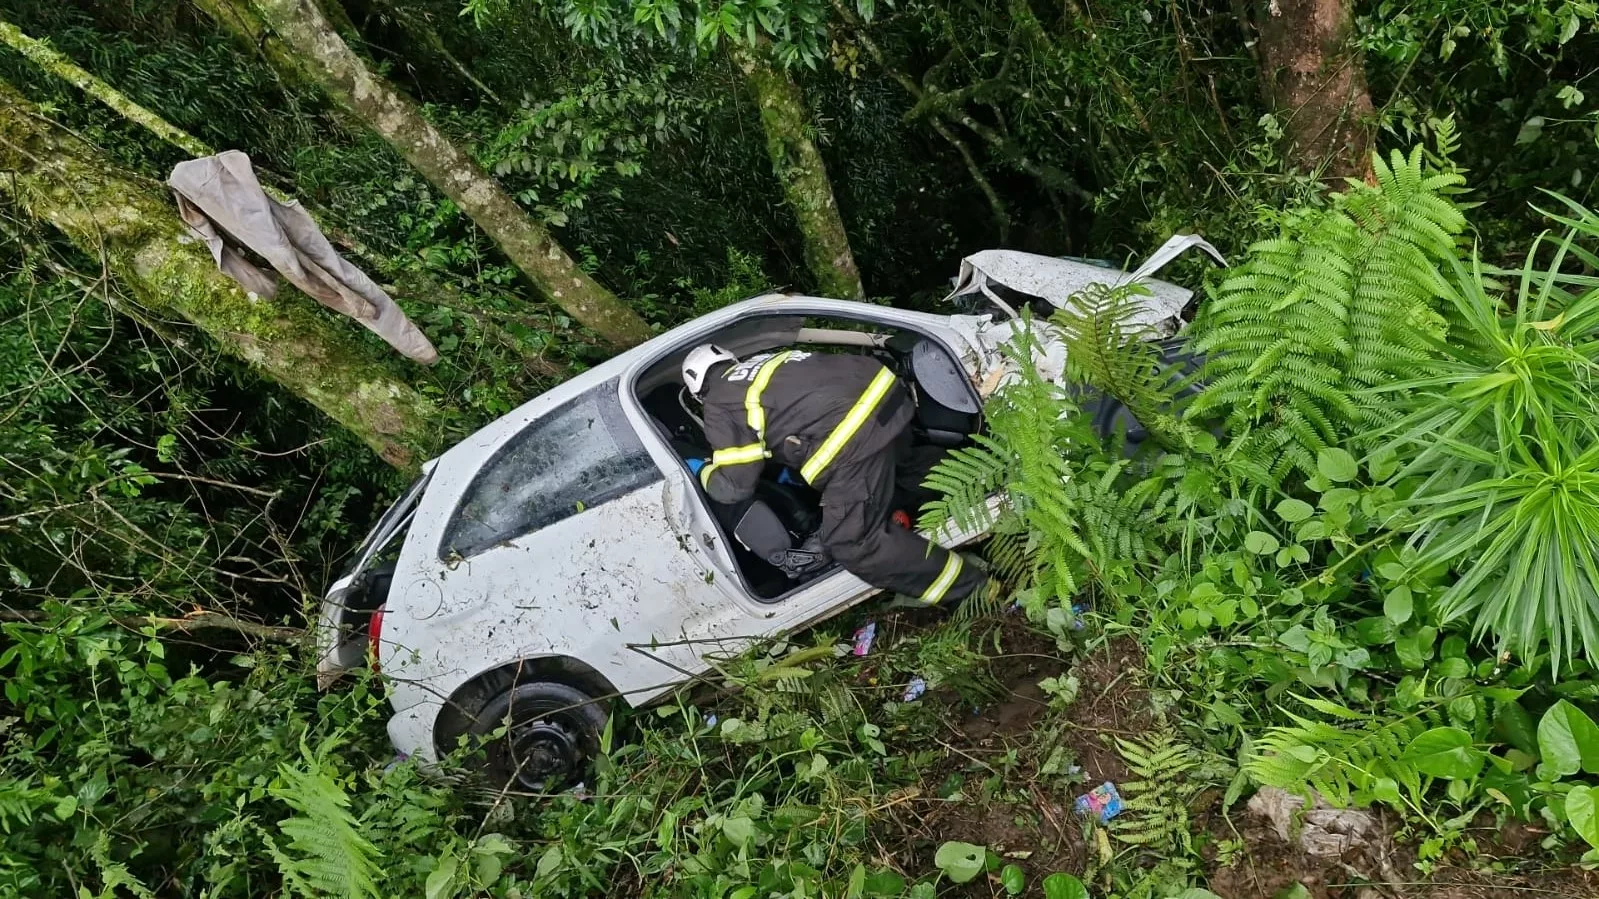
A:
[615,296,988,650]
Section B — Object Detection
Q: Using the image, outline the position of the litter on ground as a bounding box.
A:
[852,622,877,656]
[1076,781,1124,822]
[902,676,927,702]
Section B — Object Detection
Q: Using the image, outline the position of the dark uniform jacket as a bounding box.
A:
[698,351,914,504]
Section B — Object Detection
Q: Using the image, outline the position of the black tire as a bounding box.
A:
[467,681,607,792]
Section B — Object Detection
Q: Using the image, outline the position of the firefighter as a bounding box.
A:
[681,343,989,608]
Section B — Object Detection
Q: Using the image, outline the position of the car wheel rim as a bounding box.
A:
[506,716,582,791]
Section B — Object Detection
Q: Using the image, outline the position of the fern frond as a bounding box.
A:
[1188,147,1470,487]
[270,749,382,899]
[1244,698,1440,810]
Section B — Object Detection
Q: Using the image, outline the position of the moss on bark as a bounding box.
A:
[739,51,865,301]
[0,19,212,157]
[0,82,442,469]
[249,0,652,348]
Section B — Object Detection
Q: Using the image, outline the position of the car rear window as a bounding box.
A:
[440,381,660,558]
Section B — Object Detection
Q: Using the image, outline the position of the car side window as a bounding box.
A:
[441,381,660,558]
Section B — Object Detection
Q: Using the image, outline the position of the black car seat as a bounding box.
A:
[908,338,980,446]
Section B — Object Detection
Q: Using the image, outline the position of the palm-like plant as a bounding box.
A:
[1373,197,1599,671]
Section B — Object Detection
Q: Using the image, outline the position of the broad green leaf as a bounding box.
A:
[1354,616,1397,646]
[1367,448,1398,481]
[721,815,755,847]
[535,845,563,879]
[1568,785,1599,849]
[1274,498,1315,523]
[1042,873,1090,899]
[1400,727,1484,779]
[934,842,986,884]
[863,871,906,897]
[845,863,866,899]
[1001,864,1026,895]
[1274,886,1311,899]
[425,855,458,899]
[1317,448,1358,482]
[1244,531,1280,555]
[1383,586,1413,625]
[1538,701,1599,776]
[1494,701,1539,755]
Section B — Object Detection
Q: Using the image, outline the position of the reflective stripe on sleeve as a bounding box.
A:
[700,443,768,491]
[799,367,898,483]
[712,443,768,465]
[745,351,791,441]
[918,552,964,605]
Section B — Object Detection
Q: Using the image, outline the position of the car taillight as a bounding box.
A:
[368,604,387,674]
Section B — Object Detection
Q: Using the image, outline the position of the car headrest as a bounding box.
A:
[910,338,980,414]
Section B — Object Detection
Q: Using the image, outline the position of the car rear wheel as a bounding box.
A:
[468,681,607,793]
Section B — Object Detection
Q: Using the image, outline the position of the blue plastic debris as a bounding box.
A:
[1075,782,1123,822]
[705,713,718,729]
[902,676,927,702]
[1069,603,1088,630]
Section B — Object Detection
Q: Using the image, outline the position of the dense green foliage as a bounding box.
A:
[919,147,1599,869]
[3,0,1599,896]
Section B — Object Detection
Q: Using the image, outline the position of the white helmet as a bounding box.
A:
[682,344,738,397]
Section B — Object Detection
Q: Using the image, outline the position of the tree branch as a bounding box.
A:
[0,609,304,642]
[0,19,212,157]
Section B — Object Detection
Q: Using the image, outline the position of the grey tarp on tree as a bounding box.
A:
[168,151,439,364]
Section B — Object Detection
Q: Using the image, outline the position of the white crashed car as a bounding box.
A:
[315,238,1222,789]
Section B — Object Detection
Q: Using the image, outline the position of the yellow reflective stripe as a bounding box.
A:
[745,351,791,441]
[712,443,768,465]
[698,463,719,490]
[800,367,898,483]
[919,553,964,605]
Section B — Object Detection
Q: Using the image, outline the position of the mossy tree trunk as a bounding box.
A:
[245,0,652,348]
[0,82,441,468]
[191,0,327,92]
[1255,0,1374,178]
[738,52,865,300]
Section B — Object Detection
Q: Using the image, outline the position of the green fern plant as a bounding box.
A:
[268,747,383,899]
[919,326,1161,603]
[1244,695,1448,818]
[1109,731,1202,856]
[1051,282,1199,451]
[1187,146,1468,485]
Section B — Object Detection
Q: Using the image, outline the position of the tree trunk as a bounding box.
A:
[1255,0,1374,178]
[0,82,441,468]
[246,0,651,347]
[738,52,865,300]
[191,0,328,92]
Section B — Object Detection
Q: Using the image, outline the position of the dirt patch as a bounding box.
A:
[1419,865,1599,898]
[1057,635,1151,786]
[1205,808,1599,898]
[882,626,1159,890]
